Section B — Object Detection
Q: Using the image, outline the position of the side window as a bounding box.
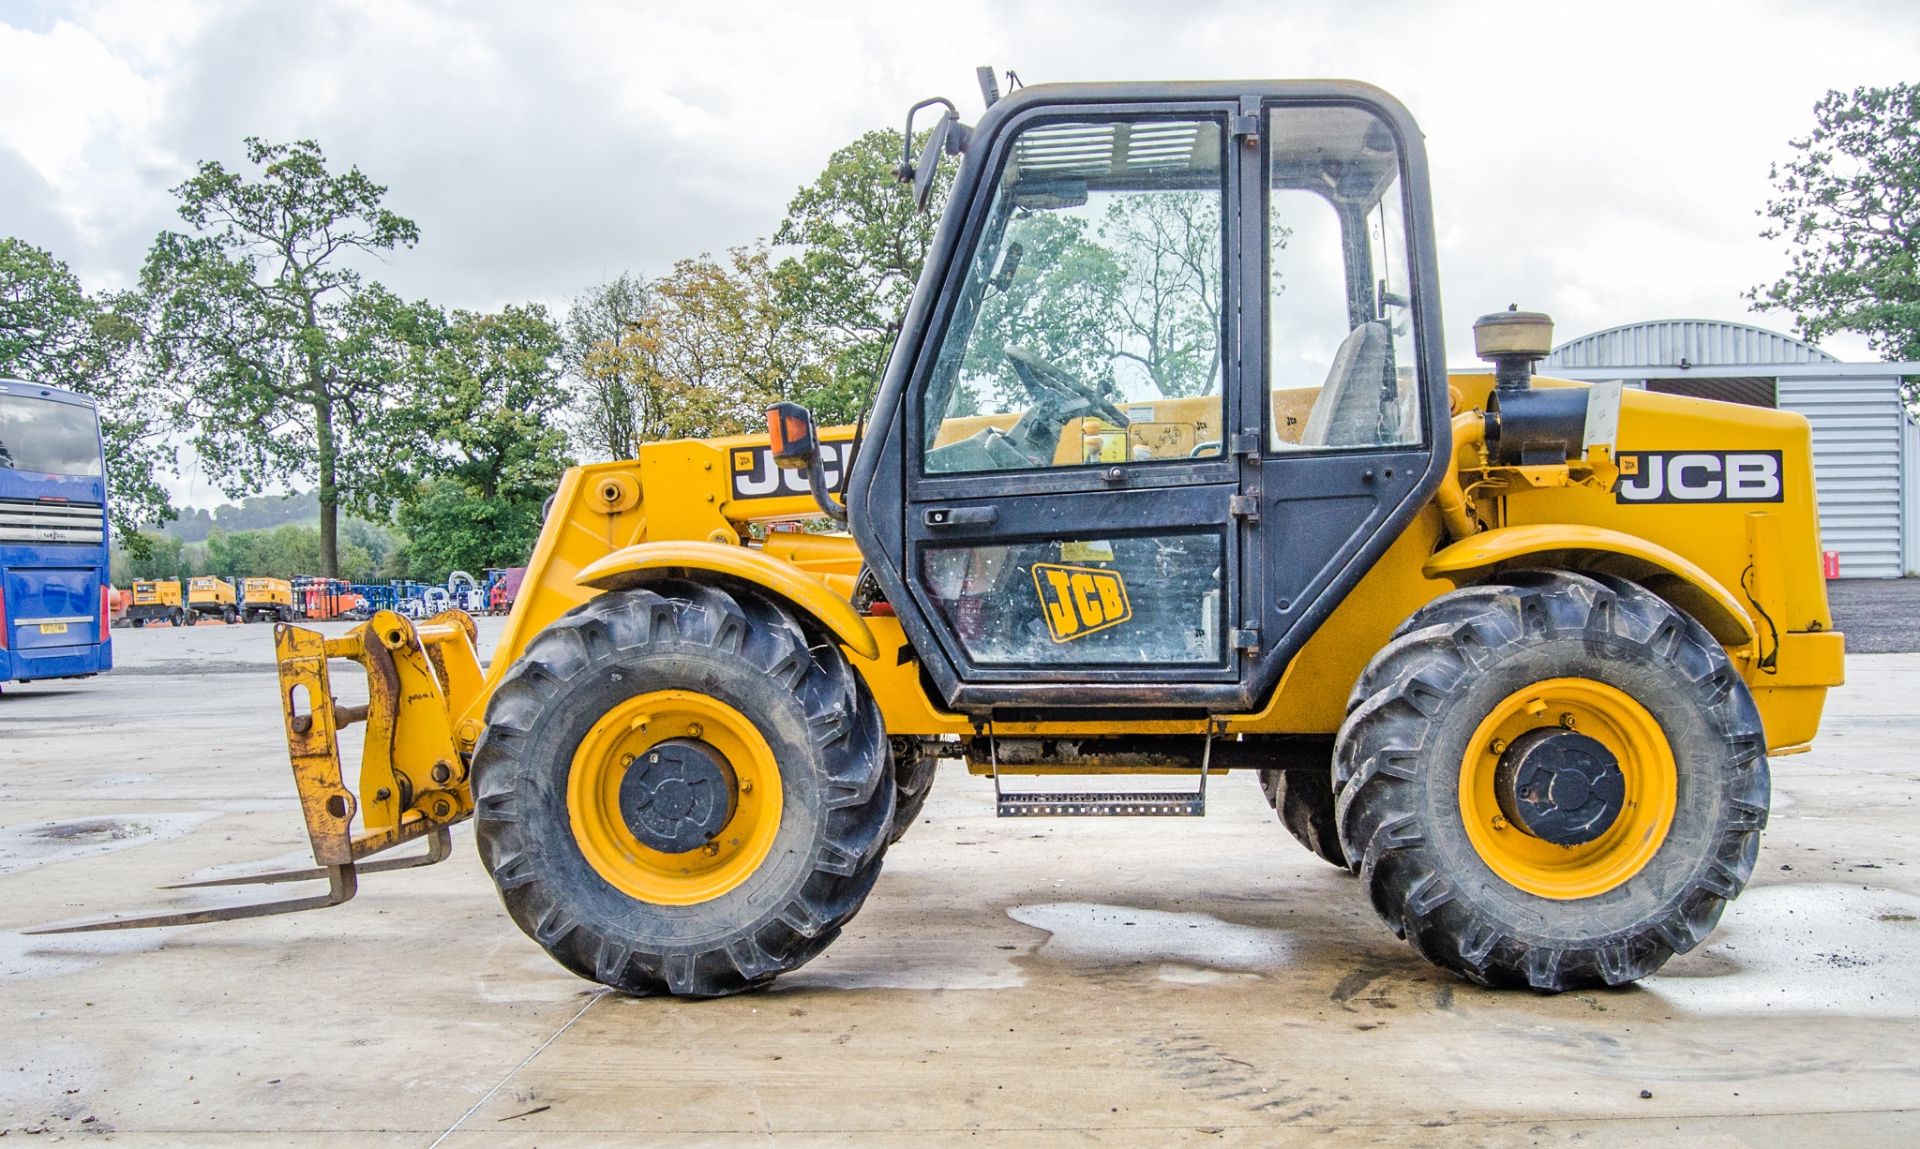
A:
[1267,106,1421,451]
[921,117,1228,474]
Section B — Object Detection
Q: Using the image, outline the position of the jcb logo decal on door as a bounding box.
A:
[1615,451,1784,504]
[1032,563,1132,642]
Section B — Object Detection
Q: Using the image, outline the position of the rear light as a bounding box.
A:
[0,583,7,649]
[101,586,112,637]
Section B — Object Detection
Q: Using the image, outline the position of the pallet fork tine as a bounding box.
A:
[158,827,452,889]
[25,866,360,934]
[25,612,481,937]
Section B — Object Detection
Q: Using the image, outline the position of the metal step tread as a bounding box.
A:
[996,790,1205,817]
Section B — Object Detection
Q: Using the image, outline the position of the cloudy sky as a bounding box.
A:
[3,0,1915,505]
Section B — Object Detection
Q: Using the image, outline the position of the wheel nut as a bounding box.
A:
[687,723,704,738]
[620,754,634,767]
[1491,814,1508,831]
[1490,738,1507,755]
[739,780,754,794]
[1560,713,1578,729]
[703,842,720,856]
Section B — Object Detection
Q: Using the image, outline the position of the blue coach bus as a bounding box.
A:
[0,379,113,691]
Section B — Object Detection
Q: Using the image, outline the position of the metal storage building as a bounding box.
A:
[1544,319,1919,578]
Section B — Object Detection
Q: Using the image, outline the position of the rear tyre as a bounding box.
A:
[1260,765,1347,868]
[171,611,184,627]
[1334,570,1768,992]
[473,581,893,998]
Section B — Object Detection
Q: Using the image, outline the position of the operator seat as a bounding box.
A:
[1300,320,1390,447]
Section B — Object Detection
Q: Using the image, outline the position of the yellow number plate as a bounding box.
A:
[39,622,69,635]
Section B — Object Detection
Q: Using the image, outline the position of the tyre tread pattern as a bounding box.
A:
[472,581,892,997]
[1334,570,1769,991]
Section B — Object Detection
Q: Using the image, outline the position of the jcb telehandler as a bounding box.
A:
[41,77,1843,998]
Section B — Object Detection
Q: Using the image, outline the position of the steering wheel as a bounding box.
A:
[1004,347,1131,430]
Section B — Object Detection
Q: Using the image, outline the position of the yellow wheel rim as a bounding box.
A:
[567,690,783,906]
[1458,677,1677,900]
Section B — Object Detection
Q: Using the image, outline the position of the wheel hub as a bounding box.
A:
[619,739,736,854]
[1494,728,1626,847]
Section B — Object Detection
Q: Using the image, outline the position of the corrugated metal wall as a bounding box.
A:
[1777,375,1908,578]
[1548,320,1839,369]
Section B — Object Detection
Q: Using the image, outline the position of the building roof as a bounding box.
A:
[1546,319,1839,369]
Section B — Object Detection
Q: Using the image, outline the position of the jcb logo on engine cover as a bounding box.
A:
[729,439,858,501]
[1032,563,1132,643]
[1615,451,1783,504]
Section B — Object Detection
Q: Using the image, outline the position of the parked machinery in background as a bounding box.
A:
[241,577,297,624]
[446,570,486,613]
[186,576,239,625]
[290,576,359,622]
[125,578,185,628]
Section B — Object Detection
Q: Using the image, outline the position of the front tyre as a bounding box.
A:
[1335,571,1768,991]
[472,582,893,998]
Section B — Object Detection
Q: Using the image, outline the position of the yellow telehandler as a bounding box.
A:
[41,77,1843,999]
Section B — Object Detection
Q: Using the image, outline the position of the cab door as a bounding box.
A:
[899,102,1251,709]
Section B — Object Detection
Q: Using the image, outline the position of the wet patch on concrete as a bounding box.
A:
[1648,883,1920,1017]
[1008,903,1298,977]
[0,812,218,877]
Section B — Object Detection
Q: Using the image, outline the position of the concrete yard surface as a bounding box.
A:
[1,620,1917,1145]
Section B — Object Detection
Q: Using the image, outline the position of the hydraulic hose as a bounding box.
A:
[1435,412,1486,542]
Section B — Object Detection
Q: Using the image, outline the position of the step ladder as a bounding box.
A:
[989,726,1214,818]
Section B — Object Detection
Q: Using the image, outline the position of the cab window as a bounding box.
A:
[921,115,1228,474]
[1266,105,1422,451]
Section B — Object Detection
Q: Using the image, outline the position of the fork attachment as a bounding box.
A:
[28,610,483,934]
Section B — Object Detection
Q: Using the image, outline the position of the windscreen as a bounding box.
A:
[0,394,104,476]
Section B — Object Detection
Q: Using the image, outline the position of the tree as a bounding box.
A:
[139,137,422,576]
[588,247,831,438]
[1,236,175,536]
[1750,83,1920,417]
[397,478,542,583]
[774,128,952,416]
[395,303,573,580]
[563,272,650,461]
[406,303,572,499]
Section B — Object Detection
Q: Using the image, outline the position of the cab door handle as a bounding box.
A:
[924,507,997,528]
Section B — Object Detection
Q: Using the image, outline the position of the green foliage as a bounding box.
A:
[562,273,650,460]
[120,531,189,581]
[203,523,375,581]
[0,236,175,539]
[386,302,571,580]
[1751,84,1920,374]
[403,302,572,499]
[397,478,544,583]
[578,248,831,439]
[139,137,422,575]
[773,128,952,417]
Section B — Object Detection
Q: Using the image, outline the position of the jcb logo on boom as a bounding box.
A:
[1032,563,1132,643]
[1615,450,1784,504]
[729,439,858,501]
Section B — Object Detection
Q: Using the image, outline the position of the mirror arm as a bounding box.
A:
[897,97,959,183]
[804,459,850,525]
